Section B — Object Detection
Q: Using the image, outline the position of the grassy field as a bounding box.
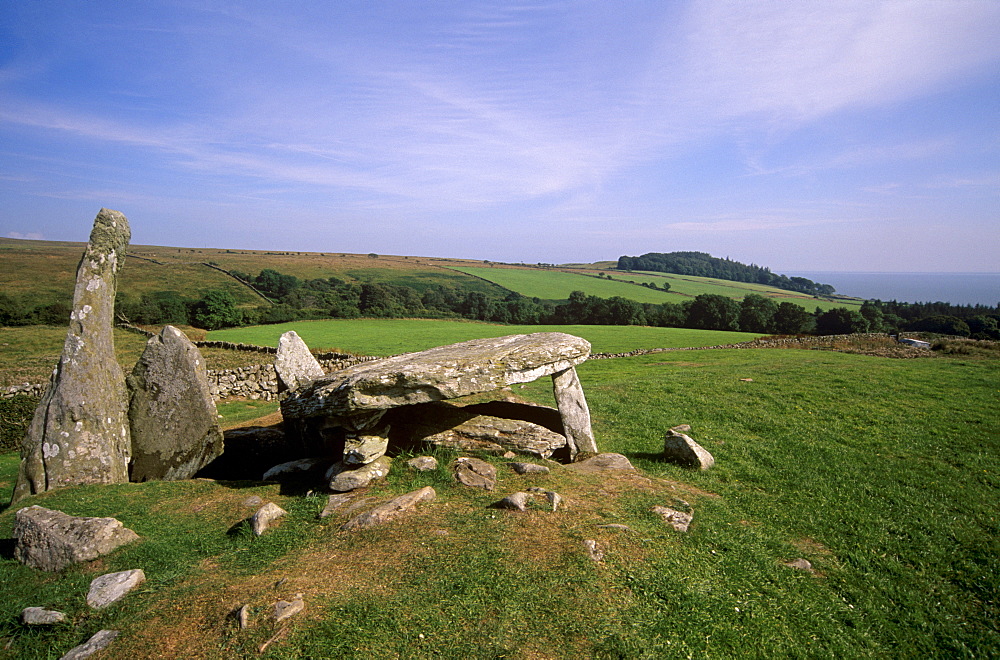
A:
[453,266,859,311]
[207,318,762,355]
[0,345,997,657]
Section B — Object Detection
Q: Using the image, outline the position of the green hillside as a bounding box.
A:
[453,266,858,311]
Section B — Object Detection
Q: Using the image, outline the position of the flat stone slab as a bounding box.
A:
[87,569,145,609]
[341,486,436,531]
[283,332,590,418]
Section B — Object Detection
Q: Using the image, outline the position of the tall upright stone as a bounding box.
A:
[127,325,224,481]
[274,330,324,392]
[12,209,131,503]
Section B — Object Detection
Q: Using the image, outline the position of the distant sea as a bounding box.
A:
[789,272,1000,307]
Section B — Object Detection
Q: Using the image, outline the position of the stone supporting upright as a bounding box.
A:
[12,209,132,503]
[551,366,597,459]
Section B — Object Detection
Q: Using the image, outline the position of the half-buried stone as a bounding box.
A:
[282,333,597,476]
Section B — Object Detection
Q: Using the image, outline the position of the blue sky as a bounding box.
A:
[1,1,998,272]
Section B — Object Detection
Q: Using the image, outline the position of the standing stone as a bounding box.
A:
[552,367,597,458]
[13,505,139,572]
[12,209,132,502]
[274,331,324,392]
[128,325,224,481]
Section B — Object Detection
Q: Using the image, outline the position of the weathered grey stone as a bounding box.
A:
[243,495,264,508]
[583,540,604,561]
[453,457,496,490]
[662,428,714,470]
[250,502,287,536]
[566,453,635,473]
[407,456,438,471]
[262,457,332,482]
[326,455,392,492]
[86,569,145,609]
[21,607,67,625]
[784,558,814,572]
[341,486,436,531]
[342,412,390,466]
[274,331,324,392]
[652,506,692,532]
[13,209,132,502]
[552,367,597,458]
[273,593,305,622]
[510,462,550,475]
[493,492,530,511]
[420,414,565,459]
[319,492,359,518]
[59,630,119,660]
[128,325,224,482]
[235,604,252,629]
[13,506,139,572]
[283,332,591,417]
[526,487,562,512]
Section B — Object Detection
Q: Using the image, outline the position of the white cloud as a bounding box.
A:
[7,231,44,240]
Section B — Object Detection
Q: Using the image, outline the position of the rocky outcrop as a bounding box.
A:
[128,325,224,482]
[275,331,325,392]
[12,506,139,572]
[12,209,132,502]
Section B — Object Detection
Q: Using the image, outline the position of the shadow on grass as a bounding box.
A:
[0,537,15,559]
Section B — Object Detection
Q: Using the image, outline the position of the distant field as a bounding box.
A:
[454,265,859,311]
[207,318,762,355]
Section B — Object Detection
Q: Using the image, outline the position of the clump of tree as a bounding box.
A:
[617,251,835,297]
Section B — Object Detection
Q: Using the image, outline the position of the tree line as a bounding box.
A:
[617,251,836,296]
[3,266,996,339]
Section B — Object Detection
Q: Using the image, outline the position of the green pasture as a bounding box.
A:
[207,318,762,355]
[454,266,858,311]
[1,347,997,657]
[453,266,677,304]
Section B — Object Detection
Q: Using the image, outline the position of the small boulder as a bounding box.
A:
[59,629,120,660]
[407,456,438,471]
[784,558,814,572]
[327,455,392,492]
[652,506,692,532]
[251,502,287,536]
[22,607,67,625]
[13,506,139,572]
[453,457,497,490]
[492,492,530,511]
[275,331,324,392]
[583,540,604,562]
[662,428,714,470]
[510,462,549,475]
[86,569,146,609]
[273,593,305,622]
[341,486,436,531]
[566,453,635,473]
[319,492,359,518]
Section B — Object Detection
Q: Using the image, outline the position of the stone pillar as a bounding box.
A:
[551,366,597,459]
[12,209,132,502]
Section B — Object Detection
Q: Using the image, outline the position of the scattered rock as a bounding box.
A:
[327,455,392,492]
[235,604,252,629]
[583,540,604,561]
[784,558,814,572]
[13,209,132,502]
[453,457,497,490]
[243,495,264,508]
[566,453,635,473]
[341,486,436,531]
[652,506,692,532]
[739,378,753,382]
[273,594,305,622]
[13,506,139,572]
[526,487,562,511]
[58,629,119,660]
[128,325,224,482]
[596,524,633,533]
[319,492,359,518]
[510,462,550,475]
[406,456,438,471]
[251,502,287,536]
[662,428,715,470]
[492,492,530,511]
[86,569,146,609]
[21,607,67,625]
[274,331,325,392]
